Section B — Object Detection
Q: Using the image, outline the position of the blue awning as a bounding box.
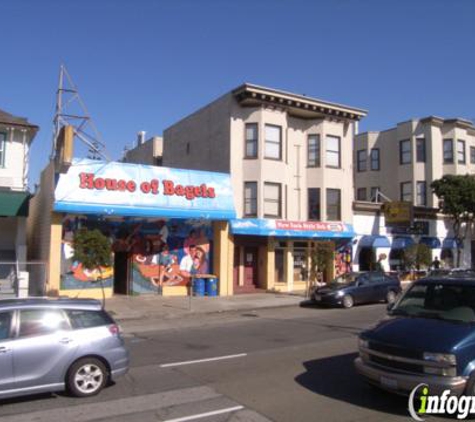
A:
[230,219,355,238]
[359,235,390,248]
[442,238,463,249]
[419,237,441,249]
[391,236,415,250]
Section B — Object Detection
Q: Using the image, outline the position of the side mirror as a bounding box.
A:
[387,303,395,312]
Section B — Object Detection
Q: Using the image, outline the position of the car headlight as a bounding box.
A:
[423,353,457,377]
[358,338,369,349]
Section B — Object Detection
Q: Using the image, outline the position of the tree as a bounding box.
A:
[73,228,112,307]
[431,175,475,267]
[309,242,334,284]
[402,244,432,271]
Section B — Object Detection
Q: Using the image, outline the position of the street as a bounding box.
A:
[0,303,433,421]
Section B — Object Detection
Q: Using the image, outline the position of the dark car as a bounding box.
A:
[311,272,401,308]
[0,298,129,400]
[355,273,475,396]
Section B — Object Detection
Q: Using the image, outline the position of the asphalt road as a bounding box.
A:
[0,303,444,421]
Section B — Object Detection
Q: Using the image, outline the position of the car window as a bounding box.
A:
[66,310,114,329]
[357,274,370,285]
[368,273,384,284]
[0,312,12,341]
[18,309,69,338]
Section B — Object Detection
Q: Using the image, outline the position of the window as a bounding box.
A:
[356,150,366,172]
[0,312,12,341]
[399,139,411,164]
[370,148,380,171]
[0,133,5,167]
[471,147,475,164]
[357,188,367,201]
[416,138,426,163]
[457,140,466,164]
[307,134,320,167]
[443,139,454,163]
[245,123,258,158]
[400,182,412,202]
[370,187,380,202]
[308,188,321,220]
[244,182,257,217]
[416,181,427,206]
[264,182,281,218]
[326,189,341,221]
[326,135,341,168]
[66,310,114,329]
[19,309,69,337]
[264,124,282,160]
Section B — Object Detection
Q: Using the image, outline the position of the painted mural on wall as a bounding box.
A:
[130,219,212,294]
[60,216,114,290]
[60,215,213,293]
[334,241,353,277]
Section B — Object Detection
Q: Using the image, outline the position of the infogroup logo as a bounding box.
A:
[409,383,475,420]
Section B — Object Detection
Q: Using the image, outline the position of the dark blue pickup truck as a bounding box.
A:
[355,274,475,396]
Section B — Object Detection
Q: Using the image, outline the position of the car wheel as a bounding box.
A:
[67,358,108,397]
[342,294,354,309]
[386,290,397,304]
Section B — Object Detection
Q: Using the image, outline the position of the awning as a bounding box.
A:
[53,158,236,220]
[442,238,462,249]
[391,236,415,250]
[0,191,30,217]
[419,236,441,249]
[359,235,390,248]
[230,218,355,238]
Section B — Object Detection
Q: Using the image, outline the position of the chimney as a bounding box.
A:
[137,131,146,147]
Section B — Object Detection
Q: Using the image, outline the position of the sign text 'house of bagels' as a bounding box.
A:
[79,172,216,200]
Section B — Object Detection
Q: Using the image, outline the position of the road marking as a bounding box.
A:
[164,406,244,422]
[160,353,247,368]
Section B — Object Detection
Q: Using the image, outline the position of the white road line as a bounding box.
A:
[164,406,244,422]
[160,353,247,368]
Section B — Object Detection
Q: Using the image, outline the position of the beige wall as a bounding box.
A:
[355,118,475,208]
[124,136,163,165]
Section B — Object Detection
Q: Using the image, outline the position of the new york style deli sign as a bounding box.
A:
[79,172,216,200]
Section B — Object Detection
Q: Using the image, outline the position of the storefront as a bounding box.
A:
[30,158,236,299]
[230,219,355,293]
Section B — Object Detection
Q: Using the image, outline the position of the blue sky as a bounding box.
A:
[1,0,474,186]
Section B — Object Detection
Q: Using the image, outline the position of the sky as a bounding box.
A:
[1,0,475,187]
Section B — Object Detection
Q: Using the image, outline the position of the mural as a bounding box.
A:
[334,241,353,277]
[60,215,213,294]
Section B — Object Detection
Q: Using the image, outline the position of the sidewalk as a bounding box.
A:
[105,292,305,333]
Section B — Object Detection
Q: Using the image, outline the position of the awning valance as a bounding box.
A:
[230,219,355,238]
[442,238,462,249]
[419,237,441,249]
[359,235,390,248]
[0,191,30,217]
[391,236,415,250]
[53,158,236,220]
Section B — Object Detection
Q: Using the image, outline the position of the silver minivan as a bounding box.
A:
[0,298,129,400]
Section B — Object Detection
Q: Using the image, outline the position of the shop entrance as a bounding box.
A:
[358,247,373,271]
[114,252,130,295]
[243,247,258,289]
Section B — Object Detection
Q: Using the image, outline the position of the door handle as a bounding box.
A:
[0,346,10,353]
[59,338,73,344]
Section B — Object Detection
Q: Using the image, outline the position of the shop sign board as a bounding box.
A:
[382,201,413,227]
[54,158,236,219]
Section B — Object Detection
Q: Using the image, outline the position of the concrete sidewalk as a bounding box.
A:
[105,292,305,333]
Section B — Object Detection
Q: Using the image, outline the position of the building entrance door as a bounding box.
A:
[243,247,258,289]
[114,252,130,295]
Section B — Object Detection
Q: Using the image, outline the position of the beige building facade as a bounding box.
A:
[164,84,367,293]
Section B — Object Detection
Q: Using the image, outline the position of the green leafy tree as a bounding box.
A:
[431,175,475,267]
[402,244,432,271]
[73,228,112,306]
[309,242,334,284]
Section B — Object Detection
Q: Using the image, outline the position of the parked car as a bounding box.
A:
[0,298,129,400]
[355,273,475,396]
[311,272,401,308]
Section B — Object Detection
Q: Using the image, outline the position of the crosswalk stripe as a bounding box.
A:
[160,353,247,368]
[163,406,244,422]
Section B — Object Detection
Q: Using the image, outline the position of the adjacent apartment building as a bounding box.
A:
[163,84,367,293]
[353,117,475,271]
[0,108,38,295]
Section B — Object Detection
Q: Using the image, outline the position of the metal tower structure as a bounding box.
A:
[51,64,110,161]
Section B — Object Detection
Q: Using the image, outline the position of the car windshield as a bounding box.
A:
[391,283,475,323]
[328,273,359,286]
